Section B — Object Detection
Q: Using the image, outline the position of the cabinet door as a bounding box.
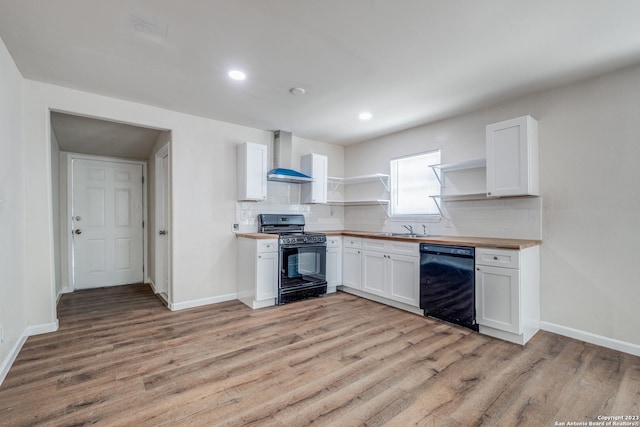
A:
[256,251,278,301]
[237,142,267,201]
[301,153,328,203]
[476,265,521,334]
[362,251,386,296]
[486,115,538,197]
[326,246,342,288]
[342,247,362,290]
[387,254,419,307]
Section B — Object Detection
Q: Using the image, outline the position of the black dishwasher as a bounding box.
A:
[419,244,478,331]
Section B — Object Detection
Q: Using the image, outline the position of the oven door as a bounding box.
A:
[279,244,326,290]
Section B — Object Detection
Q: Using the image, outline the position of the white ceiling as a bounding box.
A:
[3,0,640,146]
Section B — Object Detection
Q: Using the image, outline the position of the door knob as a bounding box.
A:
[74,229,82,235]
[159,230,167,235]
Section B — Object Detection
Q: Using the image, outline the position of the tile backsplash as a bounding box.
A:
[344,197,542,240]
[237,181,541,240]
[235,181,344,232]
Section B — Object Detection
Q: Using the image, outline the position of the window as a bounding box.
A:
[390,150,441,217]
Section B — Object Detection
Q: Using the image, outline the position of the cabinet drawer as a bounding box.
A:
[343,237,362,248]
[326,236,342,248]
[363,238,386,251]
[257,240,278,253]
[388,241,419,256]
[476,247,519,269]
[363,238,419,257]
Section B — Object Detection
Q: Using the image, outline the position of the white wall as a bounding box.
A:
[345,62,640,348]
[0,36,27,379]
[21,80,344,316]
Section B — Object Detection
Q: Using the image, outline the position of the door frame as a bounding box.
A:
[66,152,148,291]
[153,143,171,303]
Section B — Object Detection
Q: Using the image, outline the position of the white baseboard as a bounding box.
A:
[26,320,59,336]
[0,332,28,386]
[0,320,59,386]
[56,287,73,304]
[169,293,237,311]
[147,279,157,293]
[540,321,640,357]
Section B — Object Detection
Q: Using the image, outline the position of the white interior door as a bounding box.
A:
[155,151,170,298]
[72,158,144,289]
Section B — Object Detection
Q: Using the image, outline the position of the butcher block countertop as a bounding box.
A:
[235,233,280,240]
[237,231,541,250]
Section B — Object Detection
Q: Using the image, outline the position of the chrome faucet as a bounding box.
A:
[401,224,414,234]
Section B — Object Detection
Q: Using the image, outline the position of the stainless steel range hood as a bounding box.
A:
[267,130,314,183]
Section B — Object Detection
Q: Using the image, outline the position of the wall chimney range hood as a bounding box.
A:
[267,130,314,183]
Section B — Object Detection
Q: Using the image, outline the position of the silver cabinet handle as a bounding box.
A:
[159,230,167,235]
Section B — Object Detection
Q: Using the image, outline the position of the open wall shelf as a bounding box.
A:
[327,174,390,192]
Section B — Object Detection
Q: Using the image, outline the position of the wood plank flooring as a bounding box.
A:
[1,284,638,426]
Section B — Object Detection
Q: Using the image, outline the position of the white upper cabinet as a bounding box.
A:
[237,142,268,201]
[300,153,328,203]
[486,115,539,197]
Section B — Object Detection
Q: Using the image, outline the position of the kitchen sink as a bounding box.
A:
[372,232,431,238]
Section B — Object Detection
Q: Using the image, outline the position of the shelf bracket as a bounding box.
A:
[377,200,390,218]
[378,174,390,192]
[430,166,443,186]
[430,196,444,217]
[327,178,342,193]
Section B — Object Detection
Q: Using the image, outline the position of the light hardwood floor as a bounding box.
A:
[1,284,638,426]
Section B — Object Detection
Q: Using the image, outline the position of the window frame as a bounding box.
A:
[389,149,442,221]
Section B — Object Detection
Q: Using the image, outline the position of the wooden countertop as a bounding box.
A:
[235,233,278,240]
[236,230,541,249]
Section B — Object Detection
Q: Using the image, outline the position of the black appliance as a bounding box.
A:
[258,214,327,304]
[419,244,478,331]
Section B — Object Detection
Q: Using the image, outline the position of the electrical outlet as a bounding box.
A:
[232,223,239,232]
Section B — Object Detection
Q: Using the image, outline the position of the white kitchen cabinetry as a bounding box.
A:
[342,237,362,290]
[361,239,420,307]
[326,236,342,293]
[237,142,268,201]
[486,115,539,197]
[301,153,328,204]
[475,246,540,345]
[237,237,278,309]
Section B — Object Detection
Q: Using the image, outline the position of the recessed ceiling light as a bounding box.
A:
[228,70,246,81]
[289,87,306,95]
[358,112,373,120]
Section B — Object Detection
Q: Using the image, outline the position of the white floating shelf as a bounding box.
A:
[327,173,390,185]
[327,199,390,206]
[431,158,486,172]
[430,193,489,202]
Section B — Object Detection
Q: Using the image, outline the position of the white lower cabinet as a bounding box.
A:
[237,237,278,309]
[362,250,386,296]
[357,238,420,308]
[342,237,362,290]
[387,253,420,306]
[326,236,342,293]
[475,246,540,345]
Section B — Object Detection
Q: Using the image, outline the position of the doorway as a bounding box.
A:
[69,155,145,289]
[49,111,170,298]
[154,144,170,302]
